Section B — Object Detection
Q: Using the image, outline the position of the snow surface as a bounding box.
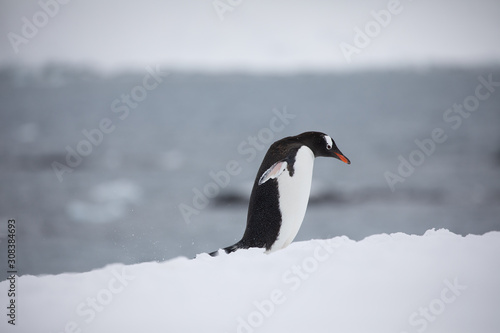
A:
[2,229,499,333]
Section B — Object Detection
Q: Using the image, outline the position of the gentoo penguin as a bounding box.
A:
[210,131,350,256]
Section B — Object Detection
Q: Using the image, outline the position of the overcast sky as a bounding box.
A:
[1,0,499,73]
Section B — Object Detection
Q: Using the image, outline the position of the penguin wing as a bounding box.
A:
[258,160,288,185]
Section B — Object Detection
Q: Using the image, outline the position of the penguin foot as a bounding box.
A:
[208,242,243,257]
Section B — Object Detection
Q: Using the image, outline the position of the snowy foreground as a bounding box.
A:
[2,229,500,333]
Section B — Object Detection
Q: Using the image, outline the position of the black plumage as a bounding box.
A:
[210,131,350,256]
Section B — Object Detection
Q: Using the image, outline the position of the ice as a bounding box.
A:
[90,179,142,204]
[66,180,142,224]
[1,229,499,333]
[14,123,39,143]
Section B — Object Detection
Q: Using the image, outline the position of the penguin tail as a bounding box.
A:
[208,241,243,257]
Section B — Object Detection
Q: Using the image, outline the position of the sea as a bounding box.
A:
[1,65,499,276]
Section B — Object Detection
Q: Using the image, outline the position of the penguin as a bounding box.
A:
[210,131,350,256]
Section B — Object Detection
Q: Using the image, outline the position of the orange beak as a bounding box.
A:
[335,152,351,165]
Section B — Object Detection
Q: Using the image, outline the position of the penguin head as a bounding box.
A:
[297,131,351,164]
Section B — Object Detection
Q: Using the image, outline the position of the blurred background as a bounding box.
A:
[0,0,499,276]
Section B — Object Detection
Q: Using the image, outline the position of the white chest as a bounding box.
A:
[269,146,315,252]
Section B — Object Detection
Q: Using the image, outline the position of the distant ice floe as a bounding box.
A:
[159,150,185,171]
[15,122,39,143]
[66,179,143,224]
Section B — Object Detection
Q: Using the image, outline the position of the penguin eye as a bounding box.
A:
[324,135,333,150]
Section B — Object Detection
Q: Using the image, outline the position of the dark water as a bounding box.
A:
[1,65,499,276]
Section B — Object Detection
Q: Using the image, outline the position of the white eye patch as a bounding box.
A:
[324,135,333,150]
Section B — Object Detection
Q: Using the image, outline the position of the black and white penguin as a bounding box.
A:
[210,131,350,256]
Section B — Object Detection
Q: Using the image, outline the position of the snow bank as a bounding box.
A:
[2,229,499,333]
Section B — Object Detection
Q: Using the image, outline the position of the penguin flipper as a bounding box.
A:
[258,160,288,185]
